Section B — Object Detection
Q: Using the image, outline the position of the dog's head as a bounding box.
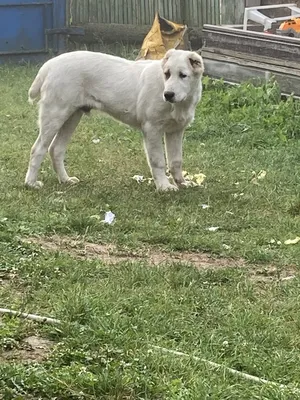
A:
[161,49,204,103]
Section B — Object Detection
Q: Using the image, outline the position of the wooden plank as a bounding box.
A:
[204,0,208,25]
[89,0,97,23]
[202,26,300,62]
[159,0,164,19]
[111,0,115,23]
[144,0,150,24]
[132,0,138,24]
[140,0,145,24]
[136,0,141,25]
[128,0,132,24]
[213,0,220,25]
[82,0,88,23]
[147,0,152,23]
[205,0,210,25]
[105,0,111,23]
[79,0,83,24]
[66,0,70,25]
[108,0,113,23]
[166,0,171,18]
[167,0,172,19]
[186,0,191,25]
[193,0,198,25]
[98,0,103,23]
[210,0,215,25]
[203,47,300,70]
[203,24,300,45]
[221,0,245,25]
[221,0,233,25]
[173,0,179,21]
[72,22,202,45]
[97,0,102,23]
[202,51,300,76]
[118,0,123,24]
[75,0,80,24]
[203,57,300,97]
[148,0,154,24]
[190,0,197,26]
[235,0,246,24]
[127,0,131,24]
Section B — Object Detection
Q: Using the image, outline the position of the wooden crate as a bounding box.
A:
[202,24,300,96]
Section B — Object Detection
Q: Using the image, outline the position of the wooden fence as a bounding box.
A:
[67,0,298,51]
[67,0,221,27]
[68,1,300,28]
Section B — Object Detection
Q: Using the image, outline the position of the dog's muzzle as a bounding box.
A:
[164,91,175,103]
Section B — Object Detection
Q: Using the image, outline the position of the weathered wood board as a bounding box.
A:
[202,24,300,96]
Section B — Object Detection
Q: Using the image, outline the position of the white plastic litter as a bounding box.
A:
[132,175,145,183]
[92,138,101,144]
[222,244,231,250]
[201,204,210,209]
[103,211,115,225]
[207,226,219,232]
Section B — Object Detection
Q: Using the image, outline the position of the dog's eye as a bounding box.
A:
[179,72,187,79]
[165,71,170,80]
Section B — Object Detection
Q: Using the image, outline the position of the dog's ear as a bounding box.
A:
[189,52,204,74]
[162,49,175,67]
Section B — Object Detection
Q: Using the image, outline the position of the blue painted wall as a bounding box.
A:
[0,0,66,63]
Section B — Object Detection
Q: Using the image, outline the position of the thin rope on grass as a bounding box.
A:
[151,345,300,394]
[0,308,61,325]
[2,307,299,394]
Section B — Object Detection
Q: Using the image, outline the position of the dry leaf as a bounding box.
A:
[251,170,267,185]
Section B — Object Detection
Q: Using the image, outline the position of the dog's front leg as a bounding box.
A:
[165,130,188,187]
[143,124,178,191]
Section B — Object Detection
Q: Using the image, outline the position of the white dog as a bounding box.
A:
[25,49,204,191]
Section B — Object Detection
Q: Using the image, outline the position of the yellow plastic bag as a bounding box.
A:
[137,12,188,60]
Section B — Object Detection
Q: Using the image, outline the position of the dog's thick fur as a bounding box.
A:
[25,49,204,191]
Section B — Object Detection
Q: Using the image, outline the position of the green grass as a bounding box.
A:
[1,63,300,399]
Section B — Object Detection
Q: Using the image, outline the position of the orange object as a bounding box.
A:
[136,12,188,60]
[279,17,300,37]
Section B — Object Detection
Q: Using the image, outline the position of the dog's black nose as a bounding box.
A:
[164,91,175,102]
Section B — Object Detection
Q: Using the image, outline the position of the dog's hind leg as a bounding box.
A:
[49,110,83,185]
[25,103,73,189]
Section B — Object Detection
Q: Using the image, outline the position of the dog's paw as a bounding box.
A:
[25,180,44,189]
[64,176,80,185]
[156,182,179,192]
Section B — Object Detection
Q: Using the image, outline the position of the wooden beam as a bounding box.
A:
[69,22,203,48]
[202,25,300,62]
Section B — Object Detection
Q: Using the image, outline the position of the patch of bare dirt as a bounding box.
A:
[22,235,245,270]
[250,265,298,283]
[0,335,54,363]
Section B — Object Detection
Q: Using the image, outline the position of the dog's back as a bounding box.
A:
[29,51,161,128]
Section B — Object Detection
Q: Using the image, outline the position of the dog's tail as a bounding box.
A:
[28,73,43,104]
[28,67,47,105]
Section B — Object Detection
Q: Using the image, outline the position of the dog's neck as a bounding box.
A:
[170,101,194,126]
[168,83,202,126]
